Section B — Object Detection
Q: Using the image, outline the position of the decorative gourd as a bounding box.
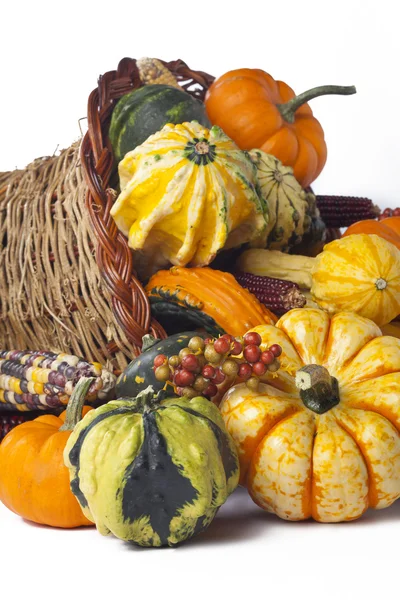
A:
[238,234,400,327]
[145,267,277,337]
[116,331,204,399]
[0,379,93,528]
[220,309,400,522]
[342,219,400,250]
[205,68,356,187]
[109,85,211,164]
[311,234,400,327]
[236,248,315,289]
[249,150,309,250]
[64,387,239,547]
[110,122,266,275]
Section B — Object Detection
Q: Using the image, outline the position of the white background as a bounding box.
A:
[1,1,400,599]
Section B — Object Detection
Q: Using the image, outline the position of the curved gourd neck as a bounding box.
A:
[295,364,340,414]
[277,85,357,124]
[60,377,94,431]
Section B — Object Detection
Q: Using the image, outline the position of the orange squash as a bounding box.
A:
[205,68,356,187]
[145,267,277,337]
[343,219,400,250]
[0,379,94,528]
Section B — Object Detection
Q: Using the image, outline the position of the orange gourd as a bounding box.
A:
[343,219,400,250]
[0,379,94,528]
[205,68,356,188]
[146,267,277,337]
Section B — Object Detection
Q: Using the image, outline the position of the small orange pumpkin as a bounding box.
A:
[205,68,356,188]
[0,379,94,528]
[343,218,400,251]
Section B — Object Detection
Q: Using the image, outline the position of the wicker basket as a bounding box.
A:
[0,58,214,372]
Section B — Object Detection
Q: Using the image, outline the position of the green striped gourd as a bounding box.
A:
[249,149,312,251]
[64,387,239,547]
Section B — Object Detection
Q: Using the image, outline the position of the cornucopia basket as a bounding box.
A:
[0,58,215,373]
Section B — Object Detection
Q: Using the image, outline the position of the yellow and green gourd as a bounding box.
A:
[64,386,239,547]
[249,149,316,251]
[110,121,267,274]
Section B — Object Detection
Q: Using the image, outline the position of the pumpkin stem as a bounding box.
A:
[59,377,95,431]
[119,385,159,414]
[277,85,356,124]
[295,364,340,414]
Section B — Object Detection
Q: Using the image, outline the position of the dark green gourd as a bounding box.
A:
[116,332,204,399]
[64,387,239,547]
[109,85,211,164]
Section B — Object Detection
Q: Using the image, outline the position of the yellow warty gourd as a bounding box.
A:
[111,122,266,273]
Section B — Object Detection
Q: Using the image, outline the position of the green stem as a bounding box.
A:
[277,85,357,124]
[59,377,95,431]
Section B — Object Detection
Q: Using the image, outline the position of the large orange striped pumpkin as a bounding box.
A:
[220,309,400,522]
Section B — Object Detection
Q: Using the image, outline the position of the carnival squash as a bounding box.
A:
[0,379,93,528]
[249,150,312,250]
[64,387,239,547]
[110,122,266,276]
[145,266,277,337]
[311,234,400,327]
[220,309,400,522]
[205,68,356,187]
[343,218,400,250]
[109,85,210,164]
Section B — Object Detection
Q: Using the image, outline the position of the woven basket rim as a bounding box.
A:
[80,57,215,357]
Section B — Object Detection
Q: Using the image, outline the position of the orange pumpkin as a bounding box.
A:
[0,379,94,528]
[343,219,400,250]
[205,68,356,188]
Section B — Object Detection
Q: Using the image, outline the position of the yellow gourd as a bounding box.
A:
[237,234,400,327]
[111,122,266,276]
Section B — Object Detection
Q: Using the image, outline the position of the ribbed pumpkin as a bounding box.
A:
[145,267,277,337]
[220,309,400,522]
[249,150,310,250]
[205,68,356,187]
[64,387,239,547]
[311,234,400,327]
[110,122,266,275]
[0,379,93,528]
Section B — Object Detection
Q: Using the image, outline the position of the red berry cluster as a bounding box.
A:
[152,333,282,400]
[378,207,400,220]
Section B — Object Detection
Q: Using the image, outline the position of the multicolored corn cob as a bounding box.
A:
[235,272,306,316]
[137,57,181,89]
[0,350,116,412]
[316,195,380,228]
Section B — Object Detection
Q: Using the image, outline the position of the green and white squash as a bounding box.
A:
[249,149,310,251]
[110,122,267,277]
[109,84,211,164]
[64,387,239,547]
